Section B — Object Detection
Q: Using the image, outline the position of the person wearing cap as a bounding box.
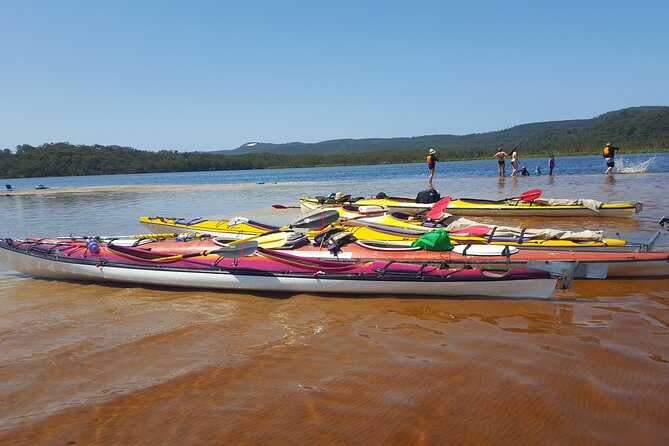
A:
[426,148,439,189]
[602,142,619,174]
[493,147,508,176]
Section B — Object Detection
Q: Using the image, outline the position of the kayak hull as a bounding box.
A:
[0,239,557,299]
[438,206,638,218]
[329,242,669,277]
[139,216,274,240]
[26,237,669,278]
[300,197,642,218]
[140,215,638,251]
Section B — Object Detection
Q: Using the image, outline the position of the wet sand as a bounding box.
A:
[1,172,668,445]
[2,181,319,197]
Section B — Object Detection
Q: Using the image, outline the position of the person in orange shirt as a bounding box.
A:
[602,142,619,174]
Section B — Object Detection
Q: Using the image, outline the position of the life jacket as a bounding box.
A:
[603,146,612,157]
[426,154,437,166]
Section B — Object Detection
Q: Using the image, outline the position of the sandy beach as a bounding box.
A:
[1,181,321,197]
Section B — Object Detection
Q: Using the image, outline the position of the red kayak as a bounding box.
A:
[0,238,557,299]
[35,233,669,278]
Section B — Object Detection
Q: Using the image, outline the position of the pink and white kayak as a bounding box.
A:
[68,234,669,278]
[0,238,557,299]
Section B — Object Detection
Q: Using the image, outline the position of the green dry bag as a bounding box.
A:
[411,228,453,251]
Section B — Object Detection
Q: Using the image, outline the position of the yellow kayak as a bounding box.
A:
[140,215,631,251]
[139,215,277,240]
[335,222,627,249]
[299,193,642,218]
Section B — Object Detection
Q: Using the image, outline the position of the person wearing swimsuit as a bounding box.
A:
[510,148,519,176]
[493,147,507,176]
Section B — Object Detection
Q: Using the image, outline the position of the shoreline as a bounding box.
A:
[2,151,665,185]
[2,181,321,197]
[4,171,667,197]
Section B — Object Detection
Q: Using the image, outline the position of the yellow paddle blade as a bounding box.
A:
[255,232,289,248]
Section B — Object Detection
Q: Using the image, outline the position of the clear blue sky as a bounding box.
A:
[1,0,667,152]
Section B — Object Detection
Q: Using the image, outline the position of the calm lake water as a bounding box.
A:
[3,152,668,189]
[1,154,668,444]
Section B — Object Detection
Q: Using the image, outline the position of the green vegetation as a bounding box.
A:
[2,107,668,178]
[226,106,669,155]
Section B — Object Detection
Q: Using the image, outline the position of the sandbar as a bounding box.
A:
[2,181,319,197]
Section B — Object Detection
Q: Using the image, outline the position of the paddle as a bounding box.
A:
[215,232,289,249]
[152,240,260,261]
[426,196,452,219]
[228,208,341,245]
[512,188,542,202]
[151,211,339,261]
[272,204,300,209]
[458,189,542,204]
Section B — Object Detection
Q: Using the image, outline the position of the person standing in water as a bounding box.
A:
[426,148,439,189]
[493,147,507,176]
[548,154,556,175]
[510,148,519,176]
[602,142,619,174]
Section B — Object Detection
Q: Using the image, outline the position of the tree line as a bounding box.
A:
[1,142,665,179]
[227,106,669,156]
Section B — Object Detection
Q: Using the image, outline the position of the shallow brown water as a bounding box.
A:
[1,173,668,444]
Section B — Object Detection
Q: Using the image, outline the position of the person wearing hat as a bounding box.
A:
[426,148,439,189]
[602,142,619,174]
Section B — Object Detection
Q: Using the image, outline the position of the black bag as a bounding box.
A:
[415,189,440,204]
[312,228,357,254]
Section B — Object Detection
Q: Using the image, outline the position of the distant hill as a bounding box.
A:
[2,106,668,179]
[221,106,669,155]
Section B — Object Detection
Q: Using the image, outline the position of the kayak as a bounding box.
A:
[337,223,629,249]
[335,207,618,244]
[306,239,669,278]
[139,215,637,251]
[44,235,669,278]
[0,238,558,299]
[299,194,643,218]
[138,215,280,241]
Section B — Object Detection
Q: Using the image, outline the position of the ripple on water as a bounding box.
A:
[0,167,668,443]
